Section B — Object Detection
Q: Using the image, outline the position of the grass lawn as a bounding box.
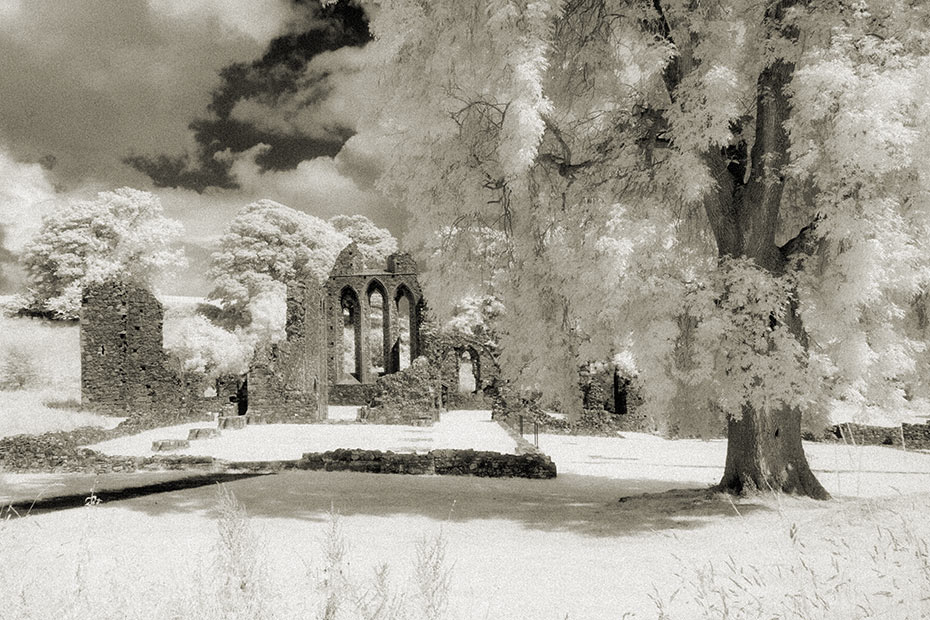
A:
[86,409,519,460]
[3,419,930,619]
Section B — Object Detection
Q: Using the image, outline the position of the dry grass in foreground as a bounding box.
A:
[1,487,929,619]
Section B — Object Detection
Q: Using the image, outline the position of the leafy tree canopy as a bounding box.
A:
[329,214,399,268]
[363,0,930,496]
[209,201,400,323]
[208,199,350,320]
[20,187,184,319]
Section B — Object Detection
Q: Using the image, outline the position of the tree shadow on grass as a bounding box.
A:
[3,472,268,516]
[109,470,772,538]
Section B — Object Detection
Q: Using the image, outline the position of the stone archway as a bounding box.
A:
[366,278,390,378]
[456,347,481,394]
[339,286,362,383]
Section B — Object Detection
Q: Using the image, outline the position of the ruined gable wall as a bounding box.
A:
[325,245,425,405]
[81,280,219,421]
[81,280,180,414]
[248,279,327,422]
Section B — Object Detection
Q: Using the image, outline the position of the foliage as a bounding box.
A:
[162,313,254,379]
[648,501,930,619]
[2,481,929,618]
[0,344,38,390]
[208,199,350,321]
[329,214,398,269]
[364,0,930,438]
[443,294,503,344]
[208,206,402,327]
[414,530,451,620]
[163,283,286,381]
[19,187,185,320]
[212,485,273,620]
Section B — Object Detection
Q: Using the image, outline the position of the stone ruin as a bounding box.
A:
[79,244,437,424]
[80,280,216,424]
[326,243,425,406]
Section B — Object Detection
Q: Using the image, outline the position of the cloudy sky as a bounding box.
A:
[0,0,397,292]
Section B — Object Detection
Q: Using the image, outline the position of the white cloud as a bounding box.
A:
[147,0,317,44]
[0,149,60,252]
[0,0,307,189]
[221,144,389,223]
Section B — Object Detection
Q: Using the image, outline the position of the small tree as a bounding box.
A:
[329,214,398,268]
[20,188,185,319]
[208,200,350,322]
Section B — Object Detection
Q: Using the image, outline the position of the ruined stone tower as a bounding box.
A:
[81,279,188,416]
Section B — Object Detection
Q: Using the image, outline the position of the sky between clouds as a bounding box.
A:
[0,0,399,287]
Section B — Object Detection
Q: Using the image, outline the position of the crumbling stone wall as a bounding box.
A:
[247,280,328,422]
[300,448,556,478]
[824,422,902,446]
[903,423,930,449]
[580,366,641,415]
[823,421,930,449]
[358,357,441,425]
[81,280,218,421]
[329,383,379,406]
[435,333,500,409]
[81,247,427,420]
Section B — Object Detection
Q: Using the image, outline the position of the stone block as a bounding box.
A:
[218,416,249,430]
[188,428,220,440]
[151,439,190,452]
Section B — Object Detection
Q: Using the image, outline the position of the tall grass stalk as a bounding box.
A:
[649,499,930,619]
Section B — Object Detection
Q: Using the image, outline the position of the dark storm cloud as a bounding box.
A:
[0,0,321,189]
[127,2,370,191]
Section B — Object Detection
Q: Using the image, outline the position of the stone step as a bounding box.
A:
[218,416,249,430]
[188,428,221,440]
[151,439,190,452]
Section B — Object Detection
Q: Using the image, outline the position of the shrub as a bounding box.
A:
[0,345,38,390]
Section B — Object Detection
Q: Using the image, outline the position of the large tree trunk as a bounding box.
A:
[698,0,827,498]
[715,275,829,498]
[652,0,826,497]
[719,405,829,498]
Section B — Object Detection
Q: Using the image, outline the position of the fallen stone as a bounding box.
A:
[188,428,221,440]
[218,416,249,430]
[151,439,190,452]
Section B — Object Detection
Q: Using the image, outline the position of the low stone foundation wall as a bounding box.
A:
[902,423,930,449]
[297,448,556,479]
[0,432,556,478]
[0,411,214,473]
[494,408,651,438]
[825,423,902,446]
[820,421,930,450]
[357,407,437,426]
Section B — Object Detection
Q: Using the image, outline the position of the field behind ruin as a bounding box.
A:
[3,431,930,619]
[0,313,116,437]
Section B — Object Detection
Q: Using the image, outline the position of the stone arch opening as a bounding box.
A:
[456,347,480,394]
[339,286,361,383]
[367,279,390,378]
[393,285,417,372]
[614,372,629,415]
